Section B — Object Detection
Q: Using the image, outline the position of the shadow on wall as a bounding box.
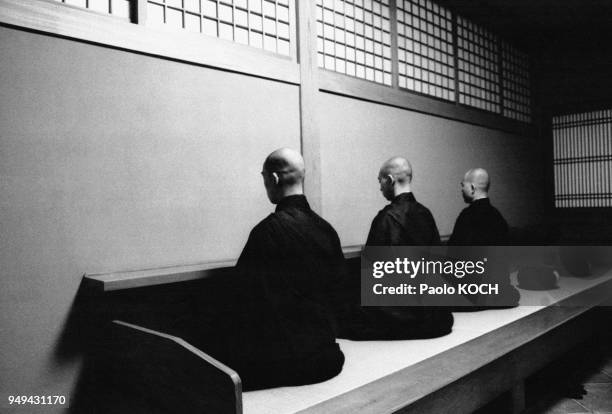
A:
[53,282,92,364]
[51,281,125,413]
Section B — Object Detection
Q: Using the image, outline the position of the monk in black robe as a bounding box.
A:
[366,192,440,245]
[449,168,508,245]
[448,168,519,308]
[339,157,453,340]
[219,148,345,390]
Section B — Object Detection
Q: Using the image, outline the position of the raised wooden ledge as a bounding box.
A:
[243,271,612,414]
[83,245,364,292]
[298,301,604,414]
[97,269,612,413]
[84,259,237,292]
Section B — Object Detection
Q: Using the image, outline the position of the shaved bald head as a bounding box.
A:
[461,168,490,203]
[263,148,305,183]
[262,148,305,203]
[378,156,413,200]
[465,168,490,191]
[380,156,413,184]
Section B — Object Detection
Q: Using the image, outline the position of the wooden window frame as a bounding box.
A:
[0,0,536,136]
[313,0,536,135]
[552,108,612,209]
[0,0,300,84]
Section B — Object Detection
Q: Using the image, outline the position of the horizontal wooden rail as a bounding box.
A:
[83,245,364,292]
[318,70,536,137]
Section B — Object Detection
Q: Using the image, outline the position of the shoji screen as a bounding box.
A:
[553,109,612,207]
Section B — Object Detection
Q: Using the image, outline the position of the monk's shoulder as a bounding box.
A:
[249,213,280,240]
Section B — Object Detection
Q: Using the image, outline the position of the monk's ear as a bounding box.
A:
[470,183,476,194]
[272,172,280,185]
[387,174,395,185]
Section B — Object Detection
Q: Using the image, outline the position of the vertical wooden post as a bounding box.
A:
[497,38,504,115]
[296,0,322,213]
[389,0,399,89]
[452,12,460,105]
[288,0,298,60]
[134,0,147,25]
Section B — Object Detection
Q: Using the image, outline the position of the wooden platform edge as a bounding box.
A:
[112,320,243,414]
[83,245,364,292]
[297,276,612,414]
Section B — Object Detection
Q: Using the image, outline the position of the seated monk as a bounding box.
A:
[449,168,509,245]
[337,157,454,340]
[447,168,520,309]
[214,148,345,390]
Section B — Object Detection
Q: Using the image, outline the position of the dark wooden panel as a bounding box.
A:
[106,320,242,414]
[297,0,323,213]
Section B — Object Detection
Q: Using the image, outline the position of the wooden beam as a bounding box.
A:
[318,70,536,136]
[288,0,298,61]
[134,0,146,25]
[83,260,236,292]
[296,0,322,213]
[389,0,399,90]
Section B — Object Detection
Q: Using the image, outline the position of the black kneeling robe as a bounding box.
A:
[448,198,508,245]
[448,198,520,308]
[220,195,346,390]
[366,192,441,246]
[338,193,454,340]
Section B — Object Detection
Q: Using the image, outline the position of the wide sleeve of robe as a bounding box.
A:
[366,207,441,246]
[366,210,399,246]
